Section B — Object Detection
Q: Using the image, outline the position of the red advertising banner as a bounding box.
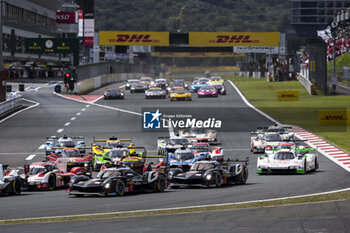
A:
[84,37,94,46]
[56,12,76,23]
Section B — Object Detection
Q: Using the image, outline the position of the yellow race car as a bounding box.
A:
[170,88,192,101]
[210,76,224,84]
[92,137,133,155]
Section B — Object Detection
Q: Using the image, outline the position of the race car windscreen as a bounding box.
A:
[62,150,80,157]
[264,134,281,141]
[200,86,215,91]
[107,141,123,148]
[211,77,221,81]
[29,166,46,174]
[169,138,188,145]
[97,170,121,179]
[274,152,295,160]
[174,89,186,94]
[192,146,210,152]
[174,152,194,161]
[190,163,214,171]
[109,149,128,158]
[58,140,75,147]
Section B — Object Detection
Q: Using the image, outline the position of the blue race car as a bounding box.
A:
[189,78,209,92]
[45,135,86,156]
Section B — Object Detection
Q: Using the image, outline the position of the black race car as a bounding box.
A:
[104,88,125,99]
[68,166,167,197]
[169,158,249,188]
[212,83,226,95]
[130,82,148,93]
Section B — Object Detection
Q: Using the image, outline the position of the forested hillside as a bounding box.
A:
[95,0,290,32]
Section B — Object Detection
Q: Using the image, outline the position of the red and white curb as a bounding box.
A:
[292,125,350,172]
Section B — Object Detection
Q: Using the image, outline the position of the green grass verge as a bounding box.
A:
[224,75,350,153]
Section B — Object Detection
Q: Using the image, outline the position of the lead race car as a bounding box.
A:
[257,148,319,174]
[170,157,249,188]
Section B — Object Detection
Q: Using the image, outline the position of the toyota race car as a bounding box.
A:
[45,135,86,156]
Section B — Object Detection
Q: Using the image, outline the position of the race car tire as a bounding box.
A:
[48,174,56,191]
[240,168,248,184]
[115,180,125,196]
[303,160,307,174]
[215,173,223,188]
[12,179,22,195]
[314,157,319,171]
[145,96,148,99]
[155,175,167,192]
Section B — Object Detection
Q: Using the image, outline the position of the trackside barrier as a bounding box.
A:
[0,96,22,115]
[297,68,314,95]
[77,73,142,95]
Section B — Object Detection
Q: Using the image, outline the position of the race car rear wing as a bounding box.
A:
[46,135,84,140]
[225,157,249,166]
[93,137,132,142]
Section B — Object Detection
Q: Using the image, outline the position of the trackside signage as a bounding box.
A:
[151,52,245,57]
[277,91,299,101]
[99,31,169,46]
[319,110,349,126]
[189,32,280,47]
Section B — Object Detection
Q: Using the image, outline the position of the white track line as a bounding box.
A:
[57,128,64,133]
[25,154,36,160]
[81,108,86,111]
[64,122,71,126]
[38,144,45,150]
[85,105,90,107]
[92,96,104,103]
[76,112,81,116]
[71,117,76,121]
[0,98,40,124]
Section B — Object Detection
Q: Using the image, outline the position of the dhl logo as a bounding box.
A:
[321,115,347,121]
[109,34,159,43]
[277,91,299,101]
[214,35,257,44]
[281,94,296,98]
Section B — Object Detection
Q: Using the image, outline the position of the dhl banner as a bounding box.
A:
[319,110,349,126]
[151,52,245,57]
[277,91,299,101]
[99,31,169,46]
[189,32,280,47]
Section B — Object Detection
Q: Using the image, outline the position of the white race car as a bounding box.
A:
[257,149,319,174]
[178,128,218,143]
[250,132,282,153]
[158,135,190,154]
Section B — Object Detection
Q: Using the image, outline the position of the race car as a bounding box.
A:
[190,78,208,92]
[0,164,22,195]
[169,88,192,101]
[178,127,218,143]
[210,76,224,84]
[257,148,319,174]
[188,142,224,161]
[250,132,282,153]
[158,135,190,154]
[21,160,86,191]
[212,83,226,95]
[145,87,166,99]
[167,79,188,92]
[154,78,168,90]
[45,135,85,156]
[163,147,205,172]
[103,88,124,99]
[94,146,147,170]
[140,76,154,86]
[130,82,148,93]
[92,137,133,155]
[197,86,218,98]
[68,165,168,197]
[169,157,249,188]
[47,148,93,176]
[125,79,139,90]
[255,124,295,141]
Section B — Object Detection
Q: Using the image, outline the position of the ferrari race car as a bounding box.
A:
[45,135,85,155]
[197,86,218,98]
[169,157,249,188]
[178,127,218,143]
[0,164,22,195]
[169,88,192,101]
[158,135,190,154]
[22,159,87,190]
[103,88,125,99]
[145,87,166,99]
[257,149,319,174]
[68,166,168,197]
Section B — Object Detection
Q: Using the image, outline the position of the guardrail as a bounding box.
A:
[344,67,350,82]
[0,96,22,116]
[297,68,314,95]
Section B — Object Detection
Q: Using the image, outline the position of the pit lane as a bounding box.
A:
[0,79,349,221]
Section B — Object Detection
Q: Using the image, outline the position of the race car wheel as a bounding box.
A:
[314,157,319,171]
[240,168,248,184]
[12,179,22,195]
[155,175,167,192]
[303,160,307,174]
[115,180,125,196]
[48,174,56,191]
[215,173,223,188]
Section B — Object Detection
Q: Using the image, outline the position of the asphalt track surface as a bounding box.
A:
[0,80,349,229]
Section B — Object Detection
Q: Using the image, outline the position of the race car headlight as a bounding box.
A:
[205,174,212,180]
[104,183,110,189]
[121,93,124,96]
[84,163,89,167]
[171,94,175,97]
